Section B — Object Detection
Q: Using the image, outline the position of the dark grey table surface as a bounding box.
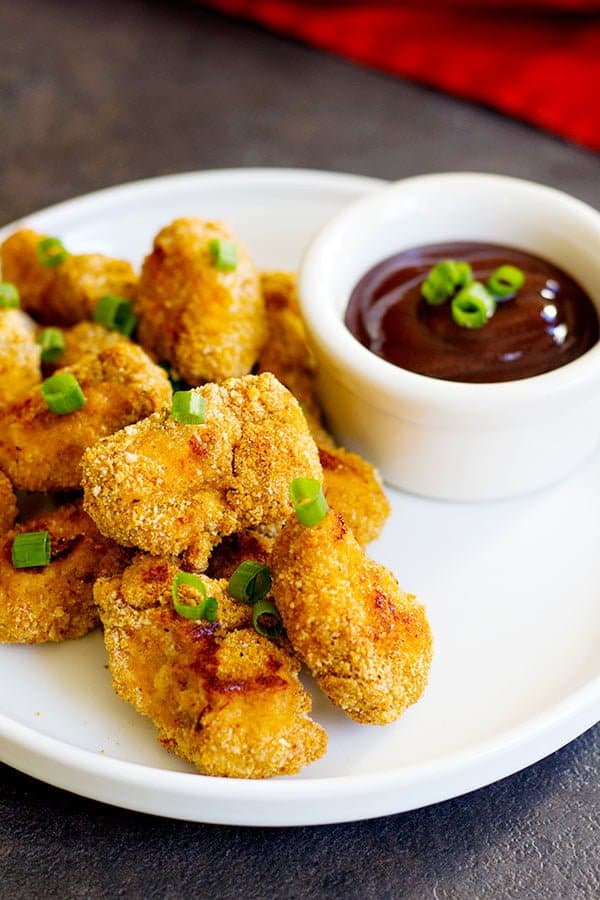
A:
[1,1,599,897]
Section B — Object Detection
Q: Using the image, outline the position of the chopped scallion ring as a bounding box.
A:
[228,561,272,604]
[37,237,68,268]
[203,597,219,622]
[451,282,496,329]
[208,238,238,272]
[40,372,86,414]
[289,477,328,527]
[421,260,473,305]
[36,327,65,363]
[11,530,51,568]
[94,295,137,336]
[171,390,205,425]
[252,599,284,639]
[171,571,217,620]
[0,282,19,309]
[487,264,525,298]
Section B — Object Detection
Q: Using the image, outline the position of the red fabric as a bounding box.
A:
[204,0,600,152]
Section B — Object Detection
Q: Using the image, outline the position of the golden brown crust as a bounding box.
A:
[0,342,171,491]
[95,554,327,778]
[207,530,275,581]
[136,218,266,384]
[44,321,126,371]
[0,309,41,407]
[1,229,137,325]
[82,372,322,568]
[271,510,432,725]
[0,501,130,644]
[319,446,390,545]
[0,472,17,533]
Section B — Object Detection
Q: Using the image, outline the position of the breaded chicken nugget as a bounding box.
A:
[271,510,432,725]
[0,472,18,533]
[207,529,275,581]
[135,218,266,384]
[0,308,41,407]
[43,321,126,371]
[0,342,171,491]
[258,271,333,448]
[95,554,327,777]
[0,501,130,643]
[1,228,137,325]
[82,373,321,569]
[319,447,390,545]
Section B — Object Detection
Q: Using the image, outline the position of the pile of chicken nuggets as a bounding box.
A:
[0,218,432,778]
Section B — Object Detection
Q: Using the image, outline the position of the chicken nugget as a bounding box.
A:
[0,472,17,533]
[1,228,137,325]
[0,341,171,491]
[82,372,321,569]
[0,501,130,643]
[0,308,41,407]
[42,321,126,371]
[271,510,432,725]
[319,446,390,545]
[207,529,275,581]
[135,218,266,384]
[95,554,327,778]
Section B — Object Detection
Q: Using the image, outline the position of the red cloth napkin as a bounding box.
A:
[204,0,600,152]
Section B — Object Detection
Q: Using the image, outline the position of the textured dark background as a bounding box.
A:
[1,1,599,897]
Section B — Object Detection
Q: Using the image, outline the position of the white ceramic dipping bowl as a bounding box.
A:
[299,173,600,501]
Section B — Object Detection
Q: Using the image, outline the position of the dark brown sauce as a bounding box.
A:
[345,242,599,383]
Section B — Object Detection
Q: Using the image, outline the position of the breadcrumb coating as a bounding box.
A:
[0,501,130,644]
[319,446,390,545]
[95,554,327,778]
[44,321,126,371]
[0,342,171,491]
[0,309,41,407]
[1,229,137,325]
[135,218,266,384]
[82,373,321,569]
[271,510,432,725]
[207,530,275,581]
[0,472,17,533]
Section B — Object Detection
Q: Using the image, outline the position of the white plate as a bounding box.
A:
[0,169,598,827]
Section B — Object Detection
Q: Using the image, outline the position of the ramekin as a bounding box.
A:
[299,173,600,501]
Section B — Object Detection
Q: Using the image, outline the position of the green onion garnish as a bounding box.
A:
[171,390,205,425]
[252,599,284,639]
[36,327,65,363]
[37,237,68,269]
[421,260,473,306]
[289,477,328,527]
[40,372,86,414]
[208,238,238,273]
[228,561,272,604]
[11,531,51,568]
[0,282,20,309]
[451,282,496,329]
[94,295,137,337]
[487,264,525,298]
[171,571,218,621]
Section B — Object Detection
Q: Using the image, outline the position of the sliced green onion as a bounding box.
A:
[37,237,68,268]
[487,264,525,298]
[451,281,496,329]
[171,390,205,425]
[289,477,328,527]
[208,238,238,272]
[40,372,86,414]
[11,531,51,568]
[171,571,217,621]
[36,327,65,363]
[228,561,272,604]
[94,295,137,336]
[421,260,473,305]
[252,599,284,639]
[0,282,19,309]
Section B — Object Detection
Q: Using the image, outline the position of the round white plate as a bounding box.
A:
[0,169,598,827]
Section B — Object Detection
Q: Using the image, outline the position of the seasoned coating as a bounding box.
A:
[271,511,432,725]
[319,447,390,545]
[207,530,275,581]
[258,271,334,448]
[0,501,130,644]
[136,218,266,384]
[95,554,327,778]
[1,228,137,325]
[82,373,322,569]
[43,321,126,371]
[0,342,171,491]
[0,472,17,533]
[0,308,41,407]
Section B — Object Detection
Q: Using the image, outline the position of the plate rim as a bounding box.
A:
[1,166,598,825]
